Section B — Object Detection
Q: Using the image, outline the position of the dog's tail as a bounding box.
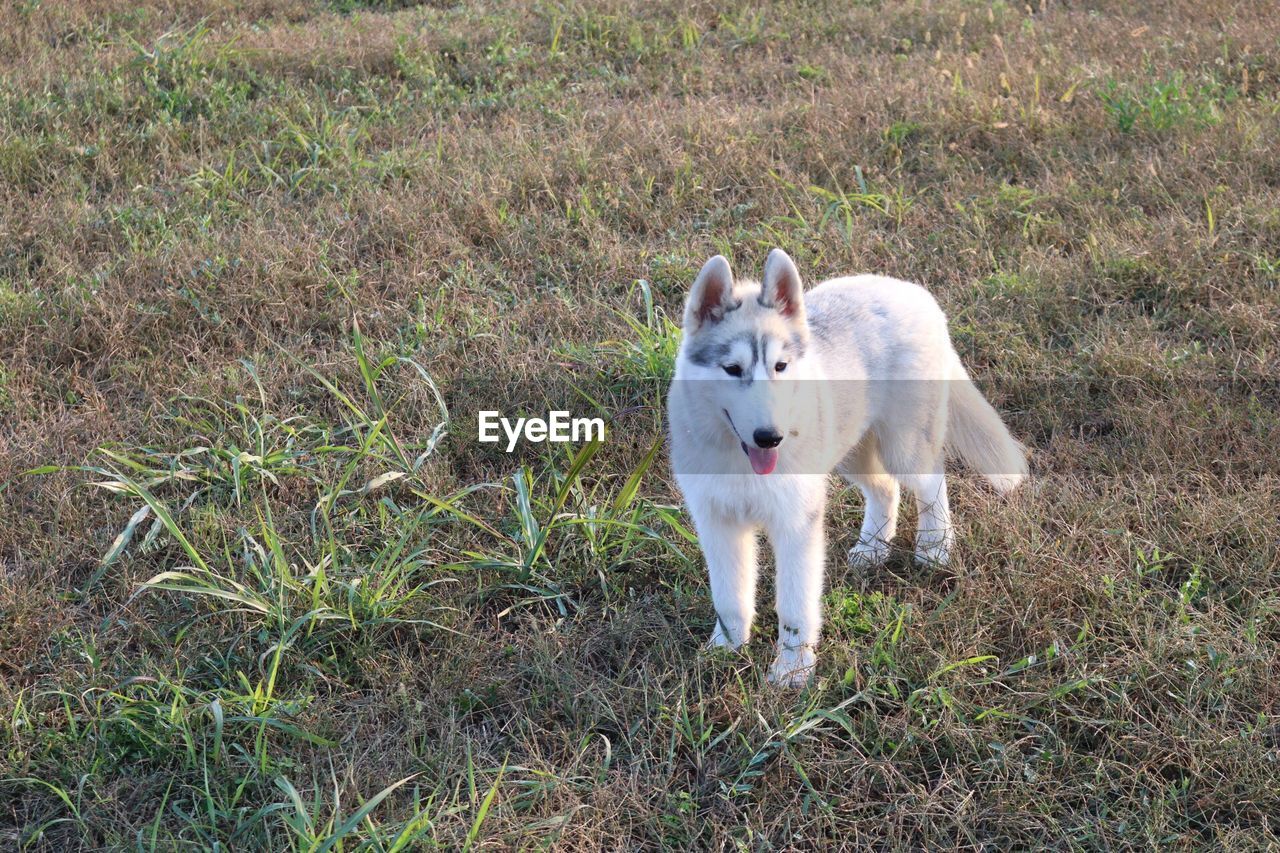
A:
[946,360,1028,494]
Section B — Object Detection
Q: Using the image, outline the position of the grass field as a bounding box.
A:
[2,0,1279,848]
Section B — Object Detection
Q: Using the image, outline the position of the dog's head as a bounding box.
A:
[675,249,814,475]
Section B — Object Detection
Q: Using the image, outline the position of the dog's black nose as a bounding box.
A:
[753,427,783,449]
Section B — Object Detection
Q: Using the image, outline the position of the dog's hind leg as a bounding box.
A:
[837,433,900,569]
[900,467,953,565]
[879,385,954,566]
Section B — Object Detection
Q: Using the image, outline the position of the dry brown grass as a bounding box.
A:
[1,0,1278,848]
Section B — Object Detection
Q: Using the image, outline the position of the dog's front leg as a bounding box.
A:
[766,500,826,687]
[693,508,758,650]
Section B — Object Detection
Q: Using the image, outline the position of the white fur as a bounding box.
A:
[669,250,1027,688]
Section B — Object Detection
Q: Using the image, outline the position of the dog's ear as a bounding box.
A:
[684,255,737,330]
[761,248,805,321]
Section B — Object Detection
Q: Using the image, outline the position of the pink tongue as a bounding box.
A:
[746,446,778,475]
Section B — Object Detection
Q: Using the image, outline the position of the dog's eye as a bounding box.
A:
[723,364,743,377]
[774,362,788,373]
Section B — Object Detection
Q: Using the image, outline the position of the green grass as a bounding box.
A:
[2,0,1279,848]
[1098,72,1236,134]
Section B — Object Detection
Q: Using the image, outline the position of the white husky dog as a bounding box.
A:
[668,249,1026,687]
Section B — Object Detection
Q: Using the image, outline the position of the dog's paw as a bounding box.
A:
[766,647,816,689]
[913,528,954,566]
[847,537,891,570]
[705,622,747,652]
